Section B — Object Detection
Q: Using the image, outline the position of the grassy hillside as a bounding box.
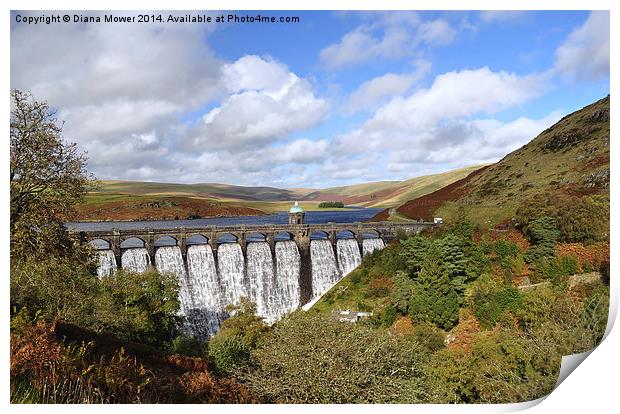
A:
[381,96,610,227]
[301,165,484,208]
[79,165,485,221]
[95,180,303,201]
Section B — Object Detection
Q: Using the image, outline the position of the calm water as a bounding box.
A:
[65,207,383,232]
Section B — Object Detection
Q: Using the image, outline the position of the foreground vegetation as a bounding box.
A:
[10,90,611,404]
[229,215,608,403]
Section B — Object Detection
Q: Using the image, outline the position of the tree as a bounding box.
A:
[97,268,182,347]
[408,244,460,330]
[10,90,93,256]
[391,271,415,313]
[239,311,430,403]
[524,216,559,264]
[10,90,99,322]
[400,234,430,276]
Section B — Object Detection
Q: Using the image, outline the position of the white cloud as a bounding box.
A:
[11,11,224,182]
[345,61,431,113]
[11,17,329,184]
[554,11,610,81]
[415,19,456,45]
[319,15,457,69]
[330,67,554,179]
[183,56,328,151]
[359,67,547,135]
[273,139,329,164]
[480,11,526,23]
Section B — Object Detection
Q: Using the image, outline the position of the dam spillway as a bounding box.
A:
[87,221,436,339]
[96,237,381,339]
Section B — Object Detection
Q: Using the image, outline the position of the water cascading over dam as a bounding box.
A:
[121,248,150,273]
[155,246,197,335]
[309,240,341,300]
[95,237,384,338]
[217,243,247,310]
[336,239,362,275]
[247,242,277,324]
[362,238,385,256]
[186,245,224,338]
[83,220,437,339]
[274,241,301,319]
[97,250,117,278]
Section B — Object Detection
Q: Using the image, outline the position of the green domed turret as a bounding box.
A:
[289,201,304,214]
[288,201,305,224]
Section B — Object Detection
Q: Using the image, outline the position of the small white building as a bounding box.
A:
[332,309,373,323]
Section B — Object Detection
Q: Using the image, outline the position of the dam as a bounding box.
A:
[76,205,437,339]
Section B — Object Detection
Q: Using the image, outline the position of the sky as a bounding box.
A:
[10,10,610,188]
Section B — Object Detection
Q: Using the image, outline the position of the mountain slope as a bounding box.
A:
[375,95,610,225]
[301,165,483,207]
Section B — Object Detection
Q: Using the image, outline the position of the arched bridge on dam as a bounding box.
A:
[71,221,438,320]
[71,221,437,263]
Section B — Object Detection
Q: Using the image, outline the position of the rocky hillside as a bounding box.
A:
[374,95,610,225]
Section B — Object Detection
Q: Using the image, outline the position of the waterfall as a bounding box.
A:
[217,243,247,308]
[310,240,341,300]
[186,245,224,339]
[274,241,301,320]
[154,246,195,335]
[121,247,150,273]
[362,238,385,256]
[97,250,117,278]
[336,239,362,276]
[246,242,278,324]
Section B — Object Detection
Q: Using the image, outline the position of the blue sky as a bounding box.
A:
[11,10,610,188]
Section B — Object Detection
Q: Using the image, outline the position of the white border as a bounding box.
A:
[2,1,616,413]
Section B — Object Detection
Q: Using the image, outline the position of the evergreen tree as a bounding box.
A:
[400,234,431,277]
[408,244,460,330]
[524,216,560,263]
[437,234,468,296]
[391,271,415,313]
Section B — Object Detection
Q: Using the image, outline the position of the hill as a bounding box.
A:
[373,95,610,226]
[301,165,483,208]
[77,165,484,221]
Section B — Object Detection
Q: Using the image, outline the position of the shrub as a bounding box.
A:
[516,193,608,243]
[208,335,250,375]
[471,276,522,330]
[240,312,430,403]
[396,228,408,241]
[410,322,445,352]
[10,321,151,403]
[493,240,520,259]
[172,336,207,358]
[219,298,269,349]
[524,241,556,264]
[534,255,579,285]
[382,306,398,327]
[97,268,182,348]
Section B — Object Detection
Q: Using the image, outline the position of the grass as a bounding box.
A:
[434,202,518,229]
[388,96,610,229]
[312,165,485,208]
[311,266,389,315]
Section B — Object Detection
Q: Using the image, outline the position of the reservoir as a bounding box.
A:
[65,207,383,232]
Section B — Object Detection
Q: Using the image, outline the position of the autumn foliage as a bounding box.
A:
[555,242,610,272]
[10,320,258,404]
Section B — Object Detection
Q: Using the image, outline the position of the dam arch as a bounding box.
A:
[78,221,437,339]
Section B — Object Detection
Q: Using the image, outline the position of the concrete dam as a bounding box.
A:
[76,216,436,339]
